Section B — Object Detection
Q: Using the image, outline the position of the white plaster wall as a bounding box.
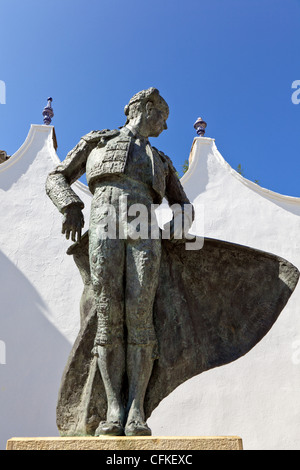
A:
[149,137,300,450]
[1,128,299,450]
[0,125,92,449]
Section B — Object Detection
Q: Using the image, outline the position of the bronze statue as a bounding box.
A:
[46,88,299,438]
[46,88,194,436]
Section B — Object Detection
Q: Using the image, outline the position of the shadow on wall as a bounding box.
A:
[0,250,72,450]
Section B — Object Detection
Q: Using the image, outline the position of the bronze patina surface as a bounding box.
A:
[46,88,299,438]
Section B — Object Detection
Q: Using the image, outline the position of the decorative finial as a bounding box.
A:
[0,150,9,164]
[42,97,54,125]
[194,117,207,136]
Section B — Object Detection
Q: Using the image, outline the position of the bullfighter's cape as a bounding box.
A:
[56,232,299,436]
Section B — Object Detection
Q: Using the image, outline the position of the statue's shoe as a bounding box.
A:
[124,420,152,436]
[95,420,124,436]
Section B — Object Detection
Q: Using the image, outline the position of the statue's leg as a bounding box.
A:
[89,224,126,436]
[124,237,161,436]
[96,342,126,435]
[125,343,155,436]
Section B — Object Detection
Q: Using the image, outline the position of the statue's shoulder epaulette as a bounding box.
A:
[153,146,177,172]
[81,129,120,144]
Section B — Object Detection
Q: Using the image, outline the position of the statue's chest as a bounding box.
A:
[86,136,132,175]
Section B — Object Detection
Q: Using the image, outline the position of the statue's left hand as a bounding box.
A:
[162,203,194,244]
[62,204,84,242]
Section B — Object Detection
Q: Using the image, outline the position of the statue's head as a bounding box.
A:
[124,87,169,137]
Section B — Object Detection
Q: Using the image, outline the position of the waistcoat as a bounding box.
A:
[86,130,168,201]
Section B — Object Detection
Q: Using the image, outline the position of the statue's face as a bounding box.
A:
[145,102,169,137]
[126,92,169,138]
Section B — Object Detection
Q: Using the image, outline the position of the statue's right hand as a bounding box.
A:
[62,205,84,242]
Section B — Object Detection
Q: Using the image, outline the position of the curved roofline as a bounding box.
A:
[182,137,300,206]
[3,127,298,205]
[0,124,92,197]
[0,124,42,174]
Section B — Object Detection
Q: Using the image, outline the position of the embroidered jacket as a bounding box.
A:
[46,128,191,213]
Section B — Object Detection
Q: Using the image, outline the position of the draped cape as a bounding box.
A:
[56,233,299,436]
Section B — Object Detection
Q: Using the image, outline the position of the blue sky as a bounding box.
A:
[1,0,300,196]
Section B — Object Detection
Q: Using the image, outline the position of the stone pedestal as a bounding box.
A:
[6,436,243,450]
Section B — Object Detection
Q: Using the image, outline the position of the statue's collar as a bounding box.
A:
[120,125,149,144]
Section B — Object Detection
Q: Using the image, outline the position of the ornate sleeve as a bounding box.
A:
[46,130,105,213]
